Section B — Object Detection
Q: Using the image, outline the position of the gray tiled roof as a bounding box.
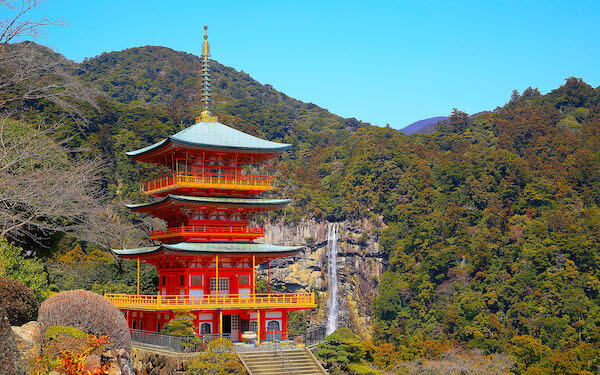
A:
[126,121,291,157]
[125,195,291,210]
[113,242,304,257]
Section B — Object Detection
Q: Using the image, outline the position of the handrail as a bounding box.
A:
[304,325,327,347]
[274,341,300,375]
[150,225,264,239]
[263,330,287,341]
[130,329,230,352]
[141,171,275,193]
[105,292,316,311]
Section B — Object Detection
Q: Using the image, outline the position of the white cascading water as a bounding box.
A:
[326,223,339,335]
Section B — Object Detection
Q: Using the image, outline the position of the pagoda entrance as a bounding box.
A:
[222,314,240,341]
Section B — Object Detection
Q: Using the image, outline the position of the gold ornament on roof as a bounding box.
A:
[197,25,217,123]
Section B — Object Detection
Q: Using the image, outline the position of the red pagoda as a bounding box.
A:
[106,26,315,342]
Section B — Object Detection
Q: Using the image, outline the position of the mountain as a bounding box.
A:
[5,41,600,373]
[399,116,448,134]
[76,46,369,143]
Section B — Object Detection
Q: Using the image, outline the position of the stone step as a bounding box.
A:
[241,350,305,357]
[238,348,327,375]
[243,362,318,370]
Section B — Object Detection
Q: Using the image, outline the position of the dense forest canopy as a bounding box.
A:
[2,38,600,373]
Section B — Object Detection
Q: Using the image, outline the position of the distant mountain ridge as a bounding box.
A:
[400,116,448,134]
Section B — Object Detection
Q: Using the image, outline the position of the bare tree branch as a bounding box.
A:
[0,0,97,122]
[79,202,150,260]
[0,115,104,244]
[0,1,149,253]
[0,0,66,46]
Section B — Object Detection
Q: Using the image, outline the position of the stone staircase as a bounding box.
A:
[237,347,328,375]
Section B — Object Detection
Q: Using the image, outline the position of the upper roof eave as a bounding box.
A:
[126,121,291,159]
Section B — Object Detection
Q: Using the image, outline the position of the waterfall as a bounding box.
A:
[326,223,339,335]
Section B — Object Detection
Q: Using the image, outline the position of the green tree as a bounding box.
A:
[161,311,196,336]
[0,239,49,300]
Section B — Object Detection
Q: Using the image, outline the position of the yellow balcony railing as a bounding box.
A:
[141,172,275,195]
[105,292,316,311]
[150,225,264,241]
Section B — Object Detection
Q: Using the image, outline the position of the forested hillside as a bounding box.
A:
[77,46,366,140]
[3,40,600,373]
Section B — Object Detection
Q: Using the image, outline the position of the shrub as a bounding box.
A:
[42,326,90,363]
[38,289,131,349]
[32,328,109,375]
[45,325,87,341]
[53,334,109,375]
[185,339,244,375]
[316,328,366,374]
[0,276,38,325]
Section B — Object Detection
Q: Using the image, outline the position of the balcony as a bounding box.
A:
[141,172,275,196]
[150,224,264,242]
[105,292,316,311]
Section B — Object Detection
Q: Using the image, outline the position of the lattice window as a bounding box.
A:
[239,274,250,285]
[200,323,212,334]
[231,315,239,330]
[210,277,229,292]
[250,321,258,332]
[267,320,280,332]
[191,275,202,286]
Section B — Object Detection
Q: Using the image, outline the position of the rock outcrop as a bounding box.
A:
[12,321,41,371]
[130,348,187,374]
[257,218,386,338]
[0,307,25,375]
[102,348,136,375]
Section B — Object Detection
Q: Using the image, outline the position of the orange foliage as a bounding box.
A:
[55,335,110,375]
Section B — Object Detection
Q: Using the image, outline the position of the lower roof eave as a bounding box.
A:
[113,242,304,259]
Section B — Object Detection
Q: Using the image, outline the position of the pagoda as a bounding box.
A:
[106,26,316,342]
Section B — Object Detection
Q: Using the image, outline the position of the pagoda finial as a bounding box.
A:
[198,25,218,123]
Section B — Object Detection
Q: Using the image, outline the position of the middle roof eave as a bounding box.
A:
[126,195,292,211]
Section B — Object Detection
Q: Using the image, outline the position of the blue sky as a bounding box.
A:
[26,0,600,129]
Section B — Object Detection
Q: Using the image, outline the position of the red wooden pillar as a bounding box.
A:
[260,309,267,342]
[193,312,199,334]
[282,311,288,340]
[213,312,219,337]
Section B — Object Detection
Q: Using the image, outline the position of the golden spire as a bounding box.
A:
[198,25,218,123]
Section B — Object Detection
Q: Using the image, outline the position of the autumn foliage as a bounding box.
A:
[54,334,110,375]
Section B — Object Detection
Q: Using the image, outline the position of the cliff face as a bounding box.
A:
[256,219,387,338]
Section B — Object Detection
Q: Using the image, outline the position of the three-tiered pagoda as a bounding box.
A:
[106,26,315,342]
